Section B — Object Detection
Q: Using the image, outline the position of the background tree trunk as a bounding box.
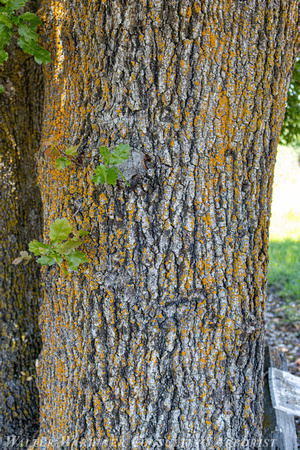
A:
[0,1,44,447]
[30,0,300,448]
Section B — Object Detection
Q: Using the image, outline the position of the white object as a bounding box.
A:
[269,367,300,416]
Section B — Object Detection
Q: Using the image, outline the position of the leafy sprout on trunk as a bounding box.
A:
[13,142,131,276]
[44,140,131,187]
[13,218,89,276]
[44,140,81,170]
[92,143,131,186]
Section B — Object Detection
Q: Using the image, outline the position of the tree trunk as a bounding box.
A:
[0,1,44,447]
[30,0,300,448]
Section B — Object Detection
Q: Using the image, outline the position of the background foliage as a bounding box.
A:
[280,59,300,146]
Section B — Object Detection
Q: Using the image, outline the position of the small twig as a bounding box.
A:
[53,142,83,167]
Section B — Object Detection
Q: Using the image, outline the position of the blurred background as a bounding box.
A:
[266,59,300,443]
[266,58,300,377]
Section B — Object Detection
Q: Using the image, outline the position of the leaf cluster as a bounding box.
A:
[280,59,300,146]
[13,218,89,275]
[92,143,130,186]
[45,140,131,186]
[45,140,80,170]
[0,0,51,92]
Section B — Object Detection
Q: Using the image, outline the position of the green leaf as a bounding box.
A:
[65,250,89,271]
[18,12,41,30]
[55,238,82,255]
[18,23,38,42]
[78,230,89,237]
[36,255,56,266]
[64,145,79,156]
[73,229,89,238]
[4,0,28,13]
[28,240,51,256]
[11,14,19,25]
[61,267,69,276]
[12,251,32,265]
[28,240,41,255]
[110,143,130,165]
[17,37,51,64]
[0,84,3,93]
[50,251,63,267]
[12,257,23,265]
[55,156,70,170]
[49,218,72,244]
[92,165,106,185]
[100,146,111,165]
[0,23,13,46]
[106,167,118,186]
[0,48,8,64]
[0,13,12,28]
[114,167,130,186]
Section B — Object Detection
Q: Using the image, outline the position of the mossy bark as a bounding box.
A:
[0,2,44,447]
[30,0,300,449]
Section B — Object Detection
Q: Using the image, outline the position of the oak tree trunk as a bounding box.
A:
[0,1,44,447]
[29,0,300,448]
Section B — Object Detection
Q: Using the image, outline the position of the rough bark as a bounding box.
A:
[0,1,43,447]
[30,0,300,449]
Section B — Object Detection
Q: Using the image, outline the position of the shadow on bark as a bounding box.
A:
[0,1,44,447]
